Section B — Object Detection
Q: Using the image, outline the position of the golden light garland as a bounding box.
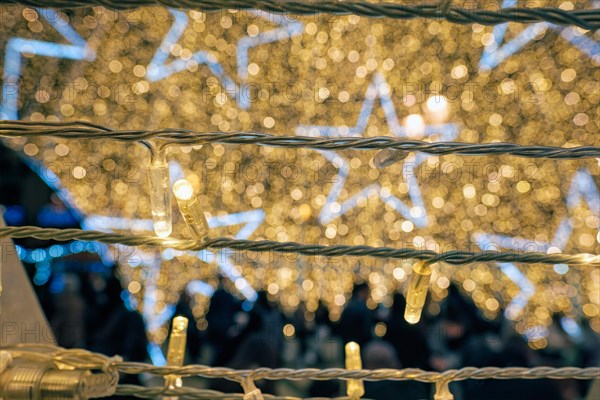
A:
[1,2,598,347]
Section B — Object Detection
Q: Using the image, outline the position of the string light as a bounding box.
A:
[404,114,426,138]
[165,316,188,397]
[172,179,210,240]
[434,380,455,400]
[147,149,172,238]
[345,342,364,399]
[1,3,598,343]
[373,148,410,168]
[404,261,433,324]
[425,95,450,123]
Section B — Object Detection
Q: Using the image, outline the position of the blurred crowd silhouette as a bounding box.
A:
[32,270,600,400]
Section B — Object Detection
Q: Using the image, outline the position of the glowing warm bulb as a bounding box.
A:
[148,159,172,238]
[425,95,449,122]
[173,179,209,240]
[405,114,425,138]
[344,342,365,398]
[166,316,188,367]
[404,261,432,324]
[373,148,409,168]
[173,179,194,201]
[577,253,600,265]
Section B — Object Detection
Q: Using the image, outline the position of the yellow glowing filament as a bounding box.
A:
[173,179,210,240]
[345,342,364,399]
[373,148,410,168]
[167,316,188,367]
[404,261,432,324]
[148,156,172,238]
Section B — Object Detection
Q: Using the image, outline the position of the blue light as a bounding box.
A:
[553,264,569,275]
[49,275,65,294]
[48,245,63,258]
[31,248,47,263]
[186,280,215,297]
[3,205,25,225]
[147,343,167,366]
[560,317,583,340]
[33,261,51,286]
[242,300,254,312]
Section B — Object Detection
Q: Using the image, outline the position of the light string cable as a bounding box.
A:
[1,226,599,267]
[0,0,598,30]
[1,121,599,160]
[4,345,599,398]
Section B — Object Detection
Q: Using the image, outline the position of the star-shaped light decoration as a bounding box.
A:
[146,9,303,109]
[0,8,95,120]
[474,169,599,321]
[296,72,460,227]
[479,0,599,71]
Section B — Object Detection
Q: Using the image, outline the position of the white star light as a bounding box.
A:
[474,168,600,320]
[296,72,460,227]
[1,8,95,120]
[146,9,303,109]
[479,0,599,71]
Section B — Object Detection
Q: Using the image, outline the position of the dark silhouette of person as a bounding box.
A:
[462,334,564,400]
[244,291,284,364]
[205,276,241,366]
[210,333,278,395]
[384,292,431,369]
[338,282,373,347]
[86,275,148,400]
[363,340,430,400]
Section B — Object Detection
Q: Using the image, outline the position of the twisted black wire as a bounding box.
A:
[1,121,598,159]
[0,0,598,30]
[1,226,598,266]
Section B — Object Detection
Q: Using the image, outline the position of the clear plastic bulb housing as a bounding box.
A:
[173,179,209,240]
[148,160,172,238]
[344,341,365,398]
[166,316,188,367]
[404,261,432,324]
[373,148,410,168]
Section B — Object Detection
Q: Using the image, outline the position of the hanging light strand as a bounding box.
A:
[1,122,599,159]
[0,0,597,29]
[1,226,598,267]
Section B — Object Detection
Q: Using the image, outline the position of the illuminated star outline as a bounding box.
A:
[0,8,95,120]
[18,155,264,365]
[146,9,303,109]
[479,0,599,71]
[474,168,600,320]
[296,72,460,227]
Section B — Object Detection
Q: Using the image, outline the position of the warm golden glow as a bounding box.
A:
[1,4,598,342]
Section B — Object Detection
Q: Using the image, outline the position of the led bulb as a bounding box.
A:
[404,261,432,324]
[373,148,410,168]
[173,179,210,240]
[166,316,188,367]
[434,380,455,400]
[405,114,425,138]
[425,95,449,122]
[148,160,172,238]
[344,342,364,398]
